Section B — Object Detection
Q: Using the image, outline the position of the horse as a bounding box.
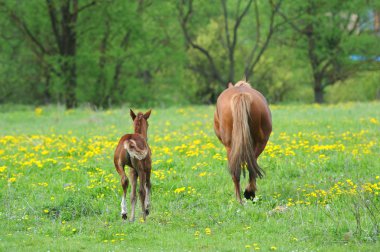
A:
[114,109,152,221]
[213,80,272,204]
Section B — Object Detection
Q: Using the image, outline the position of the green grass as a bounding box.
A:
[1,102,380,251]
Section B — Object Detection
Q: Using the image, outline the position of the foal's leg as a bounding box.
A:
[115,162,129,220]
[120,172,129,219]
[129,168,138,222]
[144,170,151,216]
[138,171,147,221]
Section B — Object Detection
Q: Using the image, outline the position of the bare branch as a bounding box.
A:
[245,0,283,79]
[178,0,224,83]
[231,0,252,50]
[46,0,63,54]
[277,9,304,34]
[8,11,48,55]
[221,0,231,50]
[77,0,96,14]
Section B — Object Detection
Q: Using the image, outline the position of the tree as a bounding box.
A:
[178,0,284,103]
[279,0,380,103]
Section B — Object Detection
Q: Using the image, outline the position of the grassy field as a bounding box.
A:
[1,102,380,251]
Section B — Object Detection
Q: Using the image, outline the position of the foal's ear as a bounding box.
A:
[228,82,233,88]
[130,109,136,120]
[143,109,152,120]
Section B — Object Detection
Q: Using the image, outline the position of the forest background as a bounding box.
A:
[0,0,379,109]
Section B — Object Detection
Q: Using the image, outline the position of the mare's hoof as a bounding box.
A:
[244,190,255,200]
[121,213,127,220]
[145,209,150,216]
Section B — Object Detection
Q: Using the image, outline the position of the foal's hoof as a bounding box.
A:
[145,209,150,216]
[244,190,255,200]
[121,213,127,220]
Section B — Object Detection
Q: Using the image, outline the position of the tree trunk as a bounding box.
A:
[43,66,51,104]
[314,86,324,104]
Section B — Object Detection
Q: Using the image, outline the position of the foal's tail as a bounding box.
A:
[230,93,263,182]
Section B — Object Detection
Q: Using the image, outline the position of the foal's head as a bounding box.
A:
[130,109,151,139]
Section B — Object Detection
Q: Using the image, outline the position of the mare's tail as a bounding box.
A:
[229,93,264,183]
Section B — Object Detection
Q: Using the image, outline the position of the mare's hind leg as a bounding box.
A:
[244,171,256,201]
[129,168,138,222]
[232,174,242,204]
[227,147,242,204]
[244,141,268,200]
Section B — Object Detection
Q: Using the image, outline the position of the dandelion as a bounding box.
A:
[270,246,278,250]
[0,166,7,172]
[8,177,16,183]
[35,107,43,116]
[205,227,211,235]
[370,118,379,124]
[174,187,186,194]
[44,209,49,213]
[199,172,207,177]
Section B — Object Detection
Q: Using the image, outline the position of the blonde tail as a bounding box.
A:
[229,93,263,181]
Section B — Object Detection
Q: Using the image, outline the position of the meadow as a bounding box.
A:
[1,102,379,251]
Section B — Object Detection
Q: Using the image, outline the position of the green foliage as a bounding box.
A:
[326,72,380,103]
[0,0,379,106]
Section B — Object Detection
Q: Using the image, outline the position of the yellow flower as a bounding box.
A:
[205,227,211,235]
[370,118,379,124]
[35,107,43,116]
[199,172,207,177]
[44,209,49,213]
[270,246,277,250]
[174,187,186,194]
[8,177,16,183]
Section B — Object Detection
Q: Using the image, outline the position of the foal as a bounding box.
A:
[114,109,152,221]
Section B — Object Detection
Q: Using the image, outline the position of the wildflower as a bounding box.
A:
[174,187,186,194]
[270,246,278,250]
[199,172,207,177]
[0,166,7,172]
[35,107,43,116]
[205,227,211,235]
[370,118,379,124]
[44,209,49,213]
[8,177,16,183]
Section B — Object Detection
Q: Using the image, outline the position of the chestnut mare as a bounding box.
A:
[214,80,272,203]
[114,109,152,221]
